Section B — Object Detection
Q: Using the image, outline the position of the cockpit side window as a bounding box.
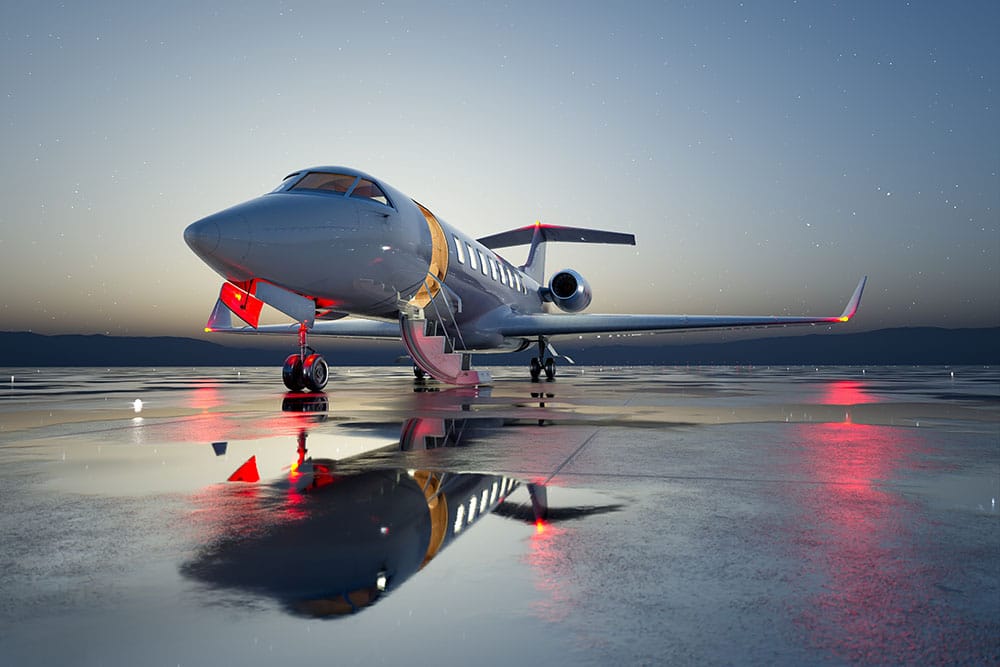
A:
[271,172,301,192]
[291,172,358,194]
[349,179,391,207]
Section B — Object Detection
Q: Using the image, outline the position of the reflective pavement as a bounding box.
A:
[0,366,997,665]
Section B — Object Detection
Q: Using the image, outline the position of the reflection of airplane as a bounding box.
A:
[184,166,866,389]
[186,461,520,617]
[182,398,620,618]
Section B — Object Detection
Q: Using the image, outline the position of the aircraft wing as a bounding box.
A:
[497,277,867,338]
[205,298,400,339]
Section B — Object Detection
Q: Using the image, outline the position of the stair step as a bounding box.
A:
[399,315,491,386]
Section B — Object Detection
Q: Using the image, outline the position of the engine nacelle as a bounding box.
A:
[546,269,592,313]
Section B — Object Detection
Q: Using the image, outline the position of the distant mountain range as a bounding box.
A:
[0,327,996,367]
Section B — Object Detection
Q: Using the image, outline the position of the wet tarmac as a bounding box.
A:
[1,365,997,665]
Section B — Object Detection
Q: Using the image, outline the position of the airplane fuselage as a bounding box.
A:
[186,167,541,351]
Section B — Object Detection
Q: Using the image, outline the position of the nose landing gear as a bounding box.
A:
[283,323,329,392]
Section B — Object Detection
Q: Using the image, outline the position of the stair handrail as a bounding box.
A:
[422,272,467,351]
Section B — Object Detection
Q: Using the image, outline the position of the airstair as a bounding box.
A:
[399,274,492,386]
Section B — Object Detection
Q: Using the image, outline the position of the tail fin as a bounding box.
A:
[477,222,636,283]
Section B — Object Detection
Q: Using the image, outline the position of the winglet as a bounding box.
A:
[205,297,235,332]
[836,276,867,322]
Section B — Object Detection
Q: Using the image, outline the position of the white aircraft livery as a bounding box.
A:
[184,165,866,390]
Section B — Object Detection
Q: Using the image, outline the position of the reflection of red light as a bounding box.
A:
[227,456,260,483]
[187,384,223,411]
[799,422,886,496]
[527,519,569,621]
[306,463,335,490]
[786,421,947,661]
[822,380,877,406]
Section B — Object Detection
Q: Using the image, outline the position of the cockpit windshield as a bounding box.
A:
[283,172,393,207]
[349,178,390,206]
[291,172,358,194]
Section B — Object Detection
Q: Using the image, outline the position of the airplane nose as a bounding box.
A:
[184,218,220,258]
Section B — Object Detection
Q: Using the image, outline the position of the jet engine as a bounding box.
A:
[547,269,592,313]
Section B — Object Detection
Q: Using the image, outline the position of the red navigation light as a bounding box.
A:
[535,519,547,534]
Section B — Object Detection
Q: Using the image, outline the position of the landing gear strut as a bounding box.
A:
[283,323,328,392]
[530,336,556,381]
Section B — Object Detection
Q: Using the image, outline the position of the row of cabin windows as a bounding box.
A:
[453,235,527,294]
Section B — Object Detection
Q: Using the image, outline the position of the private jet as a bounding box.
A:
[183,166,866,390]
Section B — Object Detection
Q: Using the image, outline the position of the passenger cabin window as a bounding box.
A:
[454,236,465,264]
[488,258,498,280]
[477,250,488,276]
[291,172,357,194]
[466,243,478,270]
[350,178,390,206]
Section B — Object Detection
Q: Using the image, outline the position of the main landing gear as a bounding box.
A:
[283,323,329,392]
[529,336,556,382]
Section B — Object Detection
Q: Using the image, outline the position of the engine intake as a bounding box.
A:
[547,269,592,313]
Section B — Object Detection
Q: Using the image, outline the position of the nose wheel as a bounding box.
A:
[283,324,329,392]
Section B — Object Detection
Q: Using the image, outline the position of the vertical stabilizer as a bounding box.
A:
[523,222,548,283]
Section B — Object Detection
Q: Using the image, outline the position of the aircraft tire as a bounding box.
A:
[529,357,542,381]
[282,354,305,391]
[302,353,329,392]
[544,357,556,380]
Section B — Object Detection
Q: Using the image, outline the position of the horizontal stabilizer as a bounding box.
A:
[478,223,635,249]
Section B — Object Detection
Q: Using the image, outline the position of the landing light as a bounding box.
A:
[132,399,143,413]
[376,572,387,591]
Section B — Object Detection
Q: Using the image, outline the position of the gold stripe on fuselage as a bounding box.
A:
[412,202,448,308]
[412,470,448,567]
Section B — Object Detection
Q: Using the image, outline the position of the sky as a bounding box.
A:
[1,1,997,339]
